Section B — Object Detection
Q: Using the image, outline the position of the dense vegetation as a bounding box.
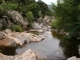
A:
[0,0,51,31]
[0,0,51,18]
[51,0,80,41]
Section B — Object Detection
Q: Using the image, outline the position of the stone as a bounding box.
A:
[26,33,45,42]
[0,30,45,48]
[7,10,28,29]
[0,32,5,40]
[0,49,38,60]
[0,17,12,30]
[32,16,52,31]
[3,29,12,34]
[67,56,80,60]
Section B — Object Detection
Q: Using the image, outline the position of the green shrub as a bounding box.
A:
[51,19,58,29]
[11,25,23,32]
[29,3,40,18]
[26,11,34,26]
[0,2,18,12]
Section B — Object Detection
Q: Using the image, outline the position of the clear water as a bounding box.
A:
[16,31,67,60]
[0,30,79,60]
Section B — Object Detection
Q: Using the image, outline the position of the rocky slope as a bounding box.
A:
[32,16,54,32]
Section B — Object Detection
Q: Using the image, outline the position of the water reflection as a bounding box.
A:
[52,31,80,58]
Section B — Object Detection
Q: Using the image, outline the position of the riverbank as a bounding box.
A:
[0,29,46,60]
[0,29,80,60]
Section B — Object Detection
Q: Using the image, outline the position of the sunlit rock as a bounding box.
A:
[0,29,45,48]
[0,49,38,60]
[67,56,80,60]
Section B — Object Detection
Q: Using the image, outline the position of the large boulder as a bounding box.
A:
[32,16,52,31]
[0,49,38,60]
[3,29,12,34]
[7,10,28,29]
[43,16,51,25]
[32,22,51,31]
[0,29,45,48]
[0,32,5,40]
[67,56,80,60]
[0,17,12,29]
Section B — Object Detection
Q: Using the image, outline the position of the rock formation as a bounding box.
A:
[67,56,80,60]
[0,29,45,48]
[32,16,52,32]
[7,10,28,29]
[0,49,38,60]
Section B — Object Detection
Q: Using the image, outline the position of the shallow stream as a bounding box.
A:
[16,31,80,60]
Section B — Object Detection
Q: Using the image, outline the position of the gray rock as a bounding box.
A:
[0,49,38,60]
[67,56,80,60]
[0,30,45,47]
[7,10,28,29]
[32,16,52,31]
[0,32,5,40]
[0,17,12,29]
[3,29,12,34]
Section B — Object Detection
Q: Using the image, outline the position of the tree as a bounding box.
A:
[37,0,51,16]
[52,0,80,40]
[26,11,34,26]
[29,3,40,18]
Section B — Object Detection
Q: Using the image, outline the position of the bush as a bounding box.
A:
[51,19,58,29]
[0,2,18,14]
[26,11,34,26]
[11,25,23,32]
[29,3,40,18]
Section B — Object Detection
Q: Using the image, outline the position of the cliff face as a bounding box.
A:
[7,10,28,29]
[0,10,28,30]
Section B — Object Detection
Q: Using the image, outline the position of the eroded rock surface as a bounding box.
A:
[32,16,52,32]
[0,29,45,48]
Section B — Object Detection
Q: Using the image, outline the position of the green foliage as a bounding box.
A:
[51,20,58,29]
[29,3,40,18]
[0,0,51,29]
[0,2,18,11]
[0,0,2,4]
[37,0,52,16]
[11,25,23,32]
[0,2,18,16]
[26,11,34,26]
[52,0,80,40]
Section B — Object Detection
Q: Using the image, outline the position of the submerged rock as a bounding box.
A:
[0,32,5,40]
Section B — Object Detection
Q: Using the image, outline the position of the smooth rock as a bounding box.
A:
[0,30,45,47]
[67,56,80,60]
[0,49,38,60]
[3,29,12,34]
[0,32,5,40]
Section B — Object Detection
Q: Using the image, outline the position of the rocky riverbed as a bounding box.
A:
[0,29,80,60]
[0,29,45,60]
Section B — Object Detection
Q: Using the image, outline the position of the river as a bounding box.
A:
[16,30,80,60]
